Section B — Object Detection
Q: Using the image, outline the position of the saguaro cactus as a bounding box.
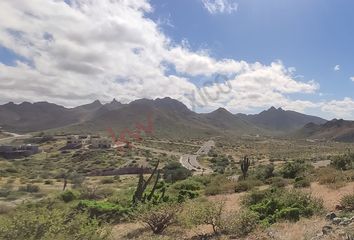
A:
[132,160,160,205]
[241,156,250,180]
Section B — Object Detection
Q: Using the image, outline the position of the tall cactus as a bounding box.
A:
[132,160,160,205]
[241,156,250,180]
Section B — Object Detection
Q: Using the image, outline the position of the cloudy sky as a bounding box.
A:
[0,0,353,119]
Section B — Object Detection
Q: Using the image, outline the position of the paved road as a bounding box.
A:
[196,140,215,155]
[179,140,215,173]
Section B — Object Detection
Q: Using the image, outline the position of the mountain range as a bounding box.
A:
[0,97,352,142]
[236,107,327,132]
[295,119,354,142]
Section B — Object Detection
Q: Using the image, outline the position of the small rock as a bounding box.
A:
[332,217,342,225]
[339,217,351,226]
[335,204,344,211]
[322,225,333,235]
[350,216,354,222]
[326,212,337,220]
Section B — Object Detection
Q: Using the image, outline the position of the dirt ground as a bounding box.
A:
[111,182,354,239]
[307,182,354,211]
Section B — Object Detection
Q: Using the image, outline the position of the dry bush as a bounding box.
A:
[180,199,224,234]
[0,204,13,215]
[340,193,354,211]
[220,210,259,237]
[315,167,347,188]
[181,198,259,237]
[204,176,235,196]
[138,203,181,234]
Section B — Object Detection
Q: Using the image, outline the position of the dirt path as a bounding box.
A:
[0,131,31,144]
[134,144,182,156]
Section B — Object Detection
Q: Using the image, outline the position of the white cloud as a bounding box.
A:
[334,65,340,71]
[201,0,238,14]
[0,0,351,119]
[321,97,354,119]
[350,77,354,82]
[181,61,319,112]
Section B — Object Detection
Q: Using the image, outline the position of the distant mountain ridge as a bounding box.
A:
[295,119,354,142]
[0,101,81,133]
[236,107,327,132]
[0,98,338,139]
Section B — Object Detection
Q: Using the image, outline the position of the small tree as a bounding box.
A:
[241,156,250,180]
[138,203,180,234]
[183,199,224,234]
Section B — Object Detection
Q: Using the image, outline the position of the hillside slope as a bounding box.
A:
[295,119,354,142]
[236,107,327,132]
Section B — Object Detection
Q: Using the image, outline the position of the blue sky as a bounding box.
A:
[0,0,353,119]
[149,0,354,103]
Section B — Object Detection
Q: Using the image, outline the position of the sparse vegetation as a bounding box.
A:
[0,134,353,239]
[138,203,180,234]
[182,199,224,234]
[340,193,354,211]
[331,152,354,170]
[0,202,111,240]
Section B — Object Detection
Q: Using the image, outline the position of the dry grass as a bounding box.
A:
[207,192,245,212]
[260,217,326,240]
[305,182,354,211]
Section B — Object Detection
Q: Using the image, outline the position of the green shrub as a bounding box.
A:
[163,162,191,183]
[243,189,323,225]
[253,164,274,181]
[235,181,253,193]
[242,190,269,207]
[275,207,300,222]
[0,188,10,198]
[281,160,310,179]
[77,200,131,223]
[60,190,77,203]
[5,191,26,201]
[172,179,203,191]
[340,193,354,211]
[189,175,212,187]
[210,155,230,174]
[5,168,18,174]
[331,153,354,170]
[44,180,53,185]
[235,179,261,193]
[18,184,40,193]
[171,179,202,202]
[293,177,311,188]
[177,190,199,203]
[0,204,110,240]
[100,178,115,184]
[204,175,235,195]
[268,177,287,188]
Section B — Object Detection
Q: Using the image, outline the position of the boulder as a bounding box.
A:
[332,217,342,225]
[322,225,333,235]
[326,212,337,220]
